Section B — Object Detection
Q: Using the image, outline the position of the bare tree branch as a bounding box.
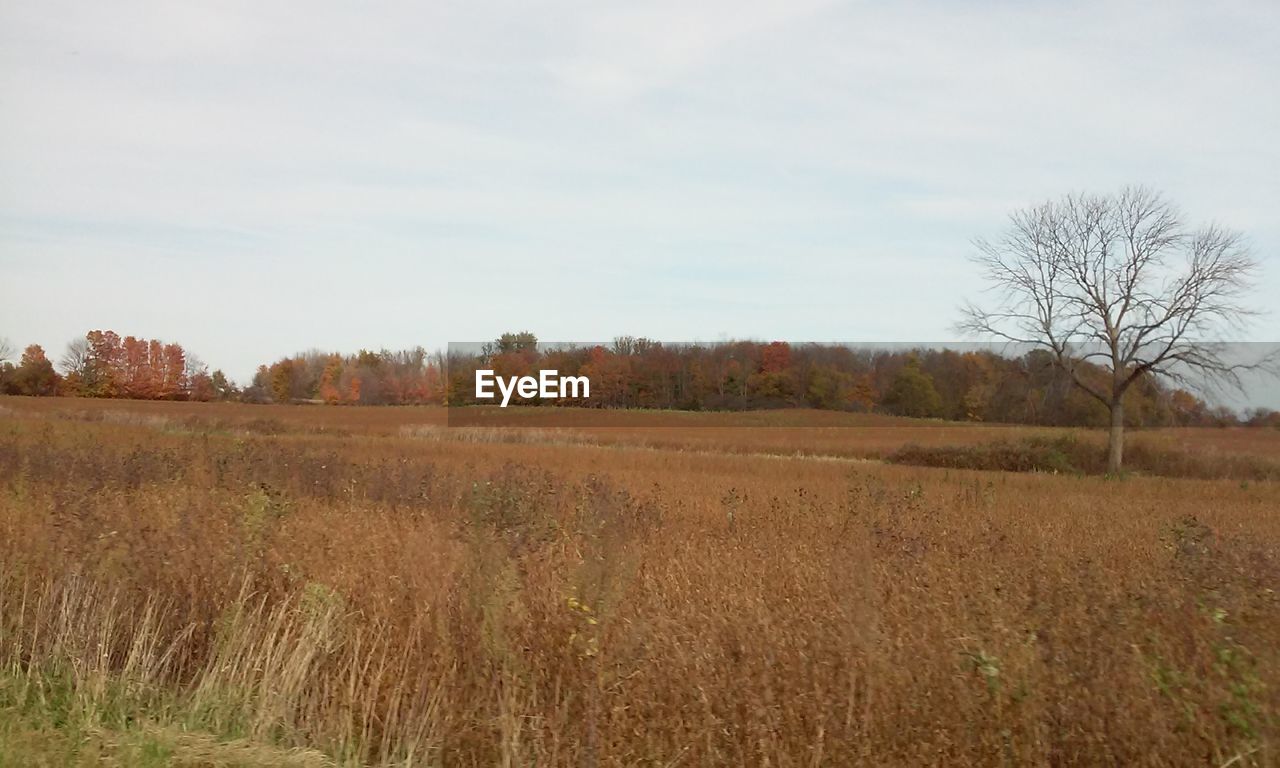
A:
[60,337,90,377]
[956,186,1271,471]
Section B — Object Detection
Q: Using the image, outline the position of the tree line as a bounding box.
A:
[2,330,1277,428]
[442,333,1275,428]
[0,331,234,401]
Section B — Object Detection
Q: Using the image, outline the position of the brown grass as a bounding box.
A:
[888,434,1280,480]
[1,396,1278,766]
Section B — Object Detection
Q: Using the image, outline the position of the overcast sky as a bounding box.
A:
[2,0,1277,383]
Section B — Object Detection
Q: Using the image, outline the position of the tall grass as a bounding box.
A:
[1,400,1278,765]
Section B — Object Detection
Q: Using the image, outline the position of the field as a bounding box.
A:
[1,396,1278,766]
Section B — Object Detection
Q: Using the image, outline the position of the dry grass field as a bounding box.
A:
[1,395,1278,766]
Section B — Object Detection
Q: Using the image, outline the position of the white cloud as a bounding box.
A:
[1,0,1277,382]
[544,0,837,101]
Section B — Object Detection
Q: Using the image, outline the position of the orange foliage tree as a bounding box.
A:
[55,330,216,401]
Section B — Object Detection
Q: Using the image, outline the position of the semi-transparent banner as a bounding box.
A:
[443,341,1280,428]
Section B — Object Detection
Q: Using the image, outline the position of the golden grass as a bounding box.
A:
[8,395,1279,462]
[1,396,1278,766]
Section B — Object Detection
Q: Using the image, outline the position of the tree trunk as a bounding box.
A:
[1107,400,1125,474]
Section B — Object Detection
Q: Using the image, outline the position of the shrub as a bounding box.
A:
[888,434,1280,480]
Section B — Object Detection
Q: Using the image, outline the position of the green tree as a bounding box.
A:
[210,370,237,400]
[805,366,854,410]
[883,357,943,418]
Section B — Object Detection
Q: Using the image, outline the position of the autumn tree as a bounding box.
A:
[479,335,539,405]
[119,337,151,398]
[961,187,1271,472]
[229,334,1230,427]
[160,343,188,399]
[52,331,199,400]
[318,354,345,404]
[748,341,798,404]
[6,345,60,396]
[1168,389,1208,426]
[84,331,122,397]
[343,350,391,405]
[269,359,296,403]
[580,346,628,408]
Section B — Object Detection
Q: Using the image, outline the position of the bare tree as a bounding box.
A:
[0,337,13,365]
[60,337,90,376]
[959,187,1271,473]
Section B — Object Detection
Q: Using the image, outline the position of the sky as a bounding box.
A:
[2,0,1278,385]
